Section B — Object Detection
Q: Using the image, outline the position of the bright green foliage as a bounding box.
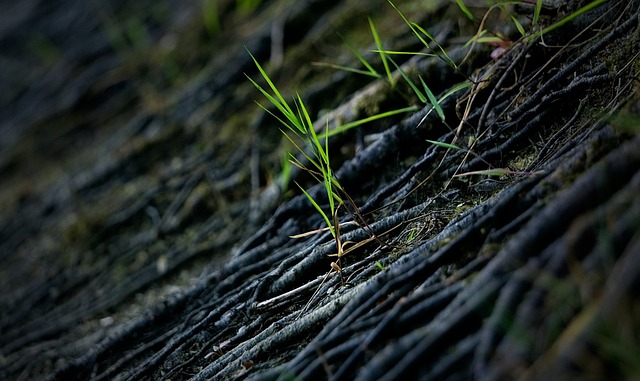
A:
[320,106,418,138]
[246,50,302,133]
[246,42,422,238]
[246,49,342,236]
[293,99,342,237]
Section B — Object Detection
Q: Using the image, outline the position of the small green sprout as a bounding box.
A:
[246,49,342,237]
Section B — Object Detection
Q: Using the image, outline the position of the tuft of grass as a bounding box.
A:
[314,3,465,127]
[246,49,415,239]
[246,49,342,236]
[292,100,342,236]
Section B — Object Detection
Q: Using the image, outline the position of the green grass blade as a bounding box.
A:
[454,0,474,20]
[255,101,297,132]
[282,129,322,173]
[389,56,427,103]
[368,18,394,86]
[296,94,328,166]
[247,48,344,235]
[246,49,295,116]
[342,35,378,76]
[440,81,472,100]
[419,76,445,121]
[453,168,513,177]
[468,36,505,45]
[337,33,381,78]
[295,95,338,216]
[330,184,343,203]
[411,21,437,41]
[246,53,305,134]
[426,139,462,151]
[507,11,526,37]
[324,174,335,218]
[321,105,418,138]
[410,22,457,69]
[312,62,380,78]
[321,121,343,210]
[419,81,471,126]
[323,120,331,178]
[370,49,437,57]
[246,75,295,124]
[387,1,457,69]
[388,1,429,46]
[465,29,488,47]
[297,182,334,237]
[247,48,313,135]
[533,0,543,25]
